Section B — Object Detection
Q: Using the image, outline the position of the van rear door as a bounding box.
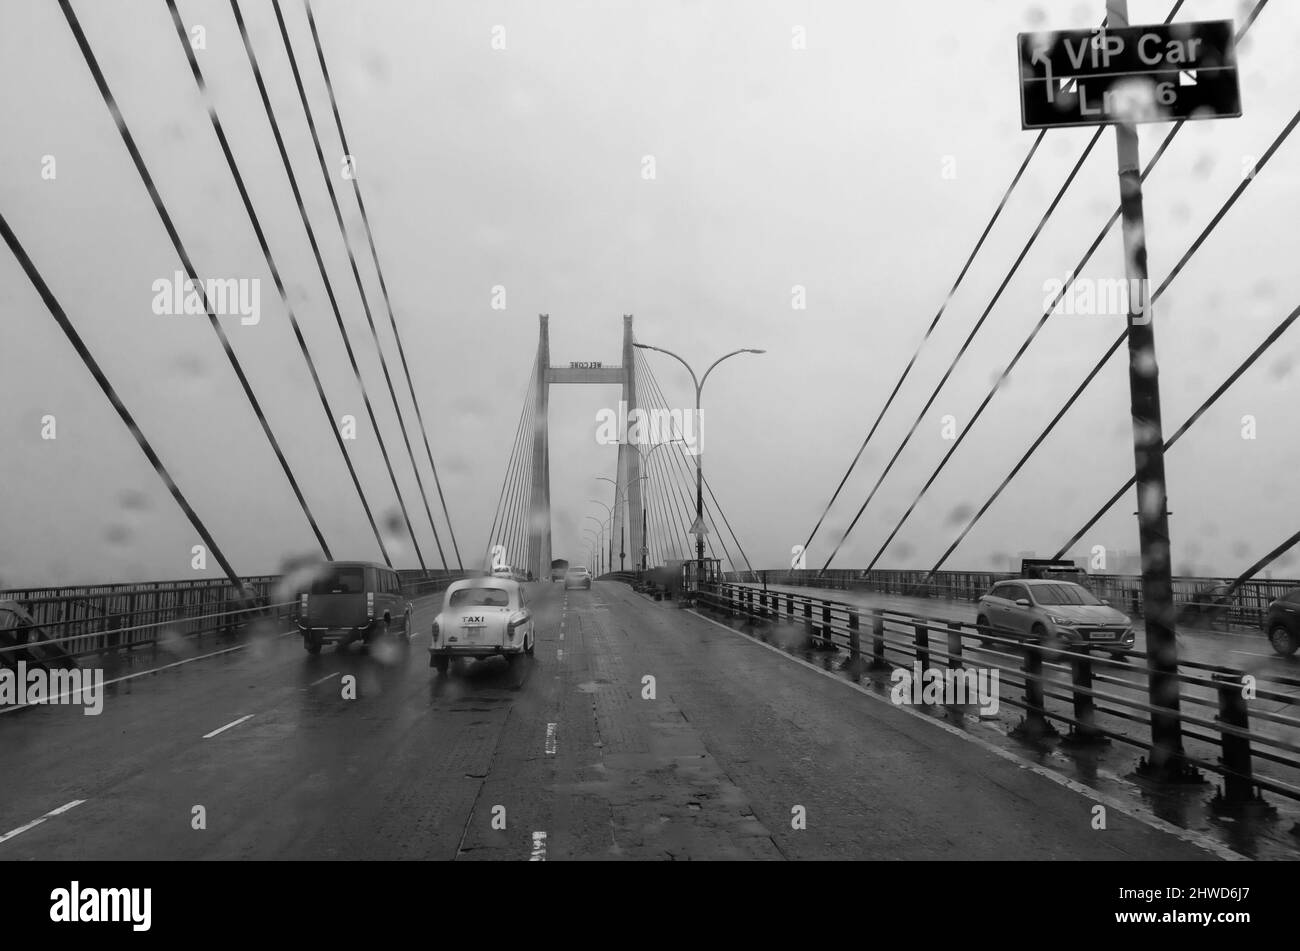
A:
[305,565,370,629]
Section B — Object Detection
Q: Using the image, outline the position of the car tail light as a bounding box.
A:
[366,592,374,619]
[431,619,440,644]
[507,617,526,640]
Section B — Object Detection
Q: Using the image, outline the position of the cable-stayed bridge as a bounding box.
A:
[4,0,1300,866]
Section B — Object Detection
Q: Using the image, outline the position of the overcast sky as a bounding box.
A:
[2,0,1299,588]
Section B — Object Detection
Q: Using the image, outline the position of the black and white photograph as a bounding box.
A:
[1,0,1296,933]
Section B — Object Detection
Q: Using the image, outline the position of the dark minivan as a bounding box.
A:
[296,561,413,654]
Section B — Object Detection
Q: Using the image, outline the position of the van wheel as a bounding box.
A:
[305,638,321,655]
[434,656,449,675]
[1269,625,1298,657]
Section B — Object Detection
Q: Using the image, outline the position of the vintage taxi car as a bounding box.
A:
[429,577,535,675]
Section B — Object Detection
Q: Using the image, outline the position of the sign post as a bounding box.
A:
[1018,3,1242,783]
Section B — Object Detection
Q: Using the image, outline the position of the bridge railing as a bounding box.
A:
[698,581,1299,814]
[726,569,1298,631]
[0,570,467,665]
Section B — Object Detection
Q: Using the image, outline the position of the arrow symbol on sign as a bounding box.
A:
[1031,47,1055,102]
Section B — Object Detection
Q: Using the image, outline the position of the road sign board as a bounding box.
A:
[1018,20,1240,129]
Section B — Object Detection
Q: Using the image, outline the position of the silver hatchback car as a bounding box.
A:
[977,579,1135,658]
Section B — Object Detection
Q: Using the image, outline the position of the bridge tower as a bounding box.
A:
[526,314,644,580]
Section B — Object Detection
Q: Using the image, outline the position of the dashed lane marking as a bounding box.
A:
[0,799,86,846]
[687,608,1246,862]
[203,714,254,739]
[530,831,547,860]
[307,671,340,687]
[545,722,557,755]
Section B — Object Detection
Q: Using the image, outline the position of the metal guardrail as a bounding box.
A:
[699,581,1298,814]
[0,571,466,665]
[729,569,1299,631]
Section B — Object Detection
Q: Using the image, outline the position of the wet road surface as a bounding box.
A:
[0,581,1242,859]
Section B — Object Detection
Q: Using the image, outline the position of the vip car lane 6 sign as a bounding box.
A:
[1018,20,1240,129]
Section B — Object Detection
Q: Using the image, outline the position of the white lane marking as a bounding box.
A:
[559,630,565,640]
[686,608,1246,862]
[545,722,557,755]
[203,714,254,739]
[530,831,547,861]
[556,648,564,661]
[1232,650,1280,659]
[0,633,300,716]
[0,799,86,845]
[308,671,341,687]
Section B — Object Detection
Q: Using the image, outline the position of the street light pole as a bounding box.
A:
[584,514,608,577]
[634,343,764,586]
[635,439,685,570]
[588,499,614,578]
[599,475,649,575]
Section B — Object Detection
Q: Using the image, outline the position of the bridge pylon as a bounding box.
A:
[526,314,645,580]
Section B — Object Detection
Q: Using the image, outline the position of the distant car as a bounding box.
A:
[977,579,1135,658]
[1179,583,1235,627]
[429,578,535,675]
[296,561,412,654]
[491,564,514,579]
[564,567,592,590]
[1265,586,1300,656]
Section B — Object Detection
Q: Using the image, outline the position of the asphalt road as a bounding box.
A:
[0,581,1227,860]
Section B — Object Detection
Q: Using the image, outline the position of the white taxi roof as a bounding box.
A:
[448,576,518,593]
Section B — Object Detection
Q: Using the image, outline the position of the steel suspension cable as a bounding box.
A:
[879,3,1275,574]
[302,0,463,569]
[164,0,389,564]
[267,0,444,569]
[58,0,332,560]
[1050,299,1300,562]
[228,0,424,567]
[0,211,242,585]
[815,0,1194,573]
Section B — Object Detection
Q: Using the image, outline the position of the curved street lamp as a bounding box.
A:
[598,475,651,572]
[587,500,615,576]
[581,537,599,577]
[635,438,686,567]
[583,516,606,576]
[581,535,600,576]
[633,342,765,581]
